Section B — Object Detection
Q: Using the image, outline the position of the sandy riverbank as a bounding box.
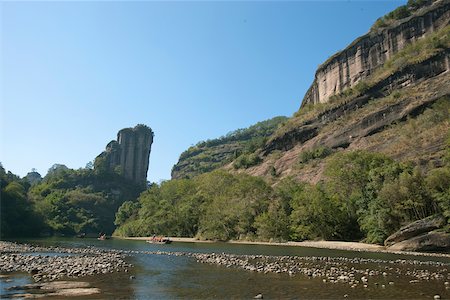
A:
[117,236,450,258]
[118,236,386,251]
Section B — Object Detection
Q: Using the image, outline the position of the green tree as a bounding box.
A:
[289,184,346,241]
[0,166,44,238]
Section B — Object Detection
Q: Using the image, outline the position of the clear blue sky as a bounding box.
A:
[0,0,403,183]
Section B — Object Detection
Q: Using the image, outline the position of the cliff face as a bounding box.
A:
[264,49,450,155]
[172,1,449,185]
[228,1,450,184]
[96,124,154,186]
[302,0,450,107]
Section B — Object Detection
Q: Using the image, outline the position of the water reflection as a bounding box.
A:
[4,237,450,299]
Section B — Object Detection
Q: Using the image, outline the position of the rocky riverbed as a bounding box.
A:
[1,241,450,298]
[1,241,132,298]
[0,241,131,283]
[139,250,450,294]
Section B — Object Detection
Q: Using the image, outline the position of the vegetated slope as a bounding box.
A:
[28,165,144,236]
[116,1,450,247]
[235,0,450,184]
[171,116,287,179]
[1,124,153,238]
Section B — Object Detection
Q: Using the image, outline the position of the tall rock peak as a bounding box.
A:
[95,124,154,186]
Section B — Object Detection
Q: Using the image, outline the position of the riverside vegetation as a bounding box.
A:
[114,144,450,244]
[3,132,449,244]
[1,0,449,247]
[0,162,143,238]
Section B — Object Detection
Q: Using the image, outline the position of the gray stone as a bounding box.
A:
[95,124,153,187]
[301,0,449,107]
[385,215,447,246]
[388,231,450,252]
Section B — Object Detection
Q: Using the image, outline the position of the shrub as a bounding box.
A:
[298,146,332,164]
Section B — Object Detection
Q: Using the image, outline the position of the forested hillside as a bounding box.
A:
[115,148,450,244]
[28,165,143,235]
[0,163,144,238]
[171,116,287,179]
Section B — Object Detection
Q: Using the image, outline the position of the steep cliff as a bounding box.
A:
[96,124,154,186]
[226,0,450,184]
[171,1,449,185]
[302,0,449,107]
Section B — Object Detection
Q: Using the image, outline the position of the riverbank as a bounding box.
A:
[0,241,131,282]
[2,238,449,299]
[119,236,450,258]
[0,241,133,298]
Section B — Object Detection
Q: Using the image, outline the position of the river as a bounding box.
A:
[1,237,449,299]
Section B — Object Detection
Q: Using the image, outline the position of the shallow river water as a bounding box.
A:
[1,237,450,299]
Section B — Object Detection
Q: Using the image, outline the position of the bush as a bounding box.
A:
[298,146,332,164]
[233,153,262,169]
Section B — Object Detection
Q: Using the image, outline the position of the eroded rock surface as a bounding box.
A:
[96,124,153,186]
[302,0,450,106]
[385,215,447,246]
[388,231,450,252]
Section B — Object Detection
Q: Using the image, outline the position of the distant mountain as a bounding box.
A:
[171,116,288,179]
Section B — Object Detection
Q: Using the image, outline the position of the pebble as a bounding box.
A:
[2,240,449,295]
[0,241,131,283]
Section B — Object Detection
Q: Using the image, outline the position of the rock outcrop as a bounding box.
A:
[384,215,450,252]
[24,171,42,185]
[388,231,450,252]
[96,124,153,186]
[174,0,449,186]
[384,215,447,246]
[302,0,450,107]
[263,52,450,155]
[243,1,450,183]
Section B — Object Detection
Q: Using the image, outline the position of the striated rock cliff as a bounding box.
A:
[96,124,154,186]
[231,0,450,184]
[174,0,450,186]
[264,50,450,155]
[302,0,450,107]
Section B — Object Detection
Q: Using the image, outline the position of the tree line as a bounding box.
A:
[0,163,143,238]
[2,135,448,244]
[115,149,450,244]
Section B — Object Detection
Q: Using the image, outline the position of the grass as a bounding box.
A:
[363,96,450,165]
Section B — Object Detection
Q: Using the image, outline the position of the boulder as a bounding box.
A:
[388,231,450,252]
[384,215,446,246]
